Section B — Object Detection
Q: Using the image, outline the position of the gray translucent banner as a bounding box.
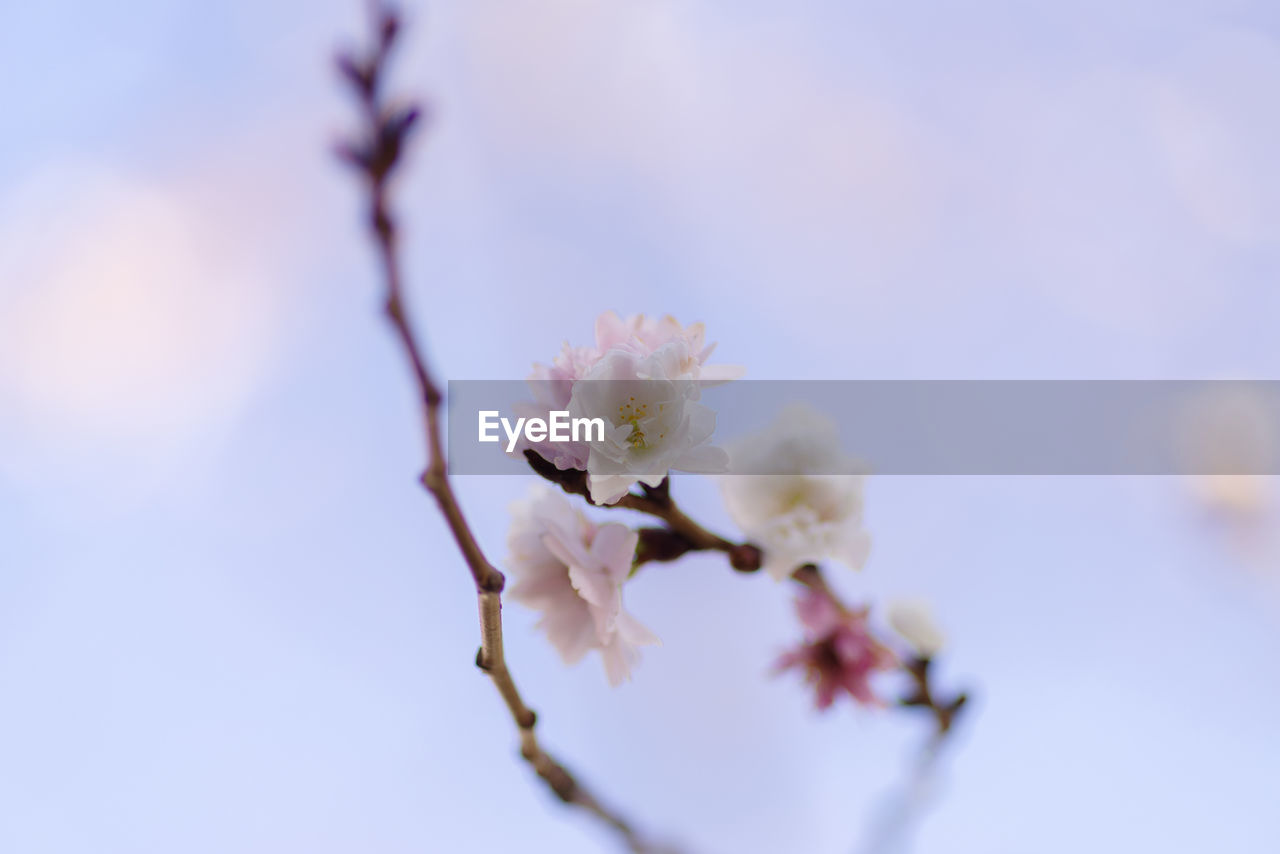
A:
[446,380,1280,475]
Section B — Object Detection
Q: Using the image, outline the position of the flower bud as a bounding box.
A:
[887,599,945,658]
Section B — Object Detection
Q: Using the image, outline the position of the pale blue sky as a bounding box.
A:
[2,2,1280,852]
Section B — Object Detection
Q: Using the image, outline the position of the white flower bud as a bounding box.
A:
[887,599,945,657]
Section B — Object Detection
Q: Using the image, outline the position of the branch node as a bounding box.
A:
[420,465,446,493]
[480,569,506,594]
[640,477,672,507]
[728,543,763,573]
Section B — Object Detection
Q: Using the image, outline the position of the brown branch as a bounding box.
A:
[336,7,672,852]
[525,451,970,742]
[524,455,763,573]
[615,491,734,552]
[527,455,968,751]
[900,655,969,740]
[611,487,971,741]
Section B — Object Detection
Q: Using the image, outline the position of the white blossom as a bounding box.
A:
[570,345,728,505]
[719,403,870,580]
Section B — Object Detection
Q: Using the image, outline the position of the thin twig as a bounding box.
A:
[529,455,969,742]
[336,7,671,852]
[796,565,968,739]
[523,456,763,572]
[900,655,969,741]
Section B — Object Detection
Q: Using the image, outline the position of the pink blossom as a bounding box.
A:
[775,588,897,710]
[516,344,600,471]
[592,311,743,382]
[506,487,659,685]
[519,311,741,493]
[526,343,601,411]
[528,311,740,397]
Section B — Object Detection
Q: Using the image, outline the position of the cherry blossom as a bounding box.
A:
[505,486,659,684]
[569,346,728,504]
[520,311,739,502]
[592,311,744,383]
[776,588,897,710]
[719,403,871,580]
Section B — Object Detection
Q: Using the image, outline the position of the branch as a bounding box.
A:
[523,455,763,572]
[899,655,969,741]
[336,7,672,852]
[527,457,968,741]
[795,565,969,740]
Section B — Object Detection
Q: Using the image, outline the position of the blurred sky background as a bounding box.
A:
[3,1,1280,852]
